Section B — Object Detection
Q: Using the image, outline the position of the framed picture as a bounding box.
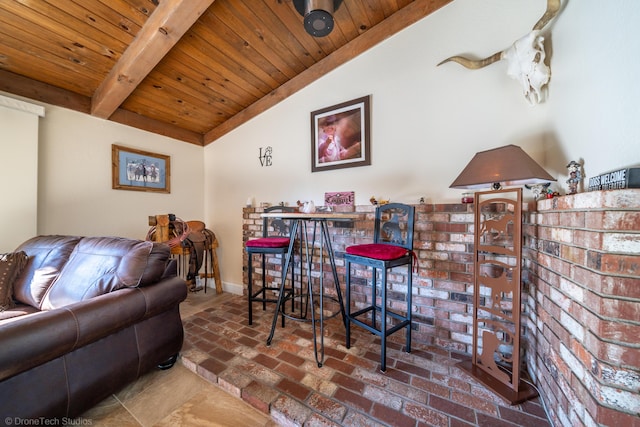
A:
[311,95,371,172]
[112,144,170,193]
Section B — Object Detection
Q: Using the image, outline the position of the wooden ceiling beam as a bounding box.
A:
[203,0,452,145]
[91,0,215,119]
[0,69,91,113]
[0,70,203,145]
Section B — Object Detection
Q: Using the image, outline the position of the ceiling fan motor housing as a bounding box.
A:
[304,0,335,37]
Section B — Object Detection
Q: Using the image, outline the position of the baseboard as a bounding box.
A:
[220,281,243,295]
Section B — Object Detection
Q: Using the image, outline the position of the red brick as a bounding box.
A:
[307,392,347,422]
[197,357,226,378]
[274,362,306,382]
[573,229,602,249]
[334,387,373,412]
[596,405,640,427]
[371,402,416,427]
[278,350,305,366]
[602,211,640,231]
[405,401,450,427]
[450,390,499,415]
[276,377,311,401]
[600,253,640,275]
[561,244,587,265]
[585,331,640,367]
[241,381,280,414]
[331,372,365,393]
[476,412,531,427]
[428,395,475,422]
[323,357,355,374]
[560,211,586,228]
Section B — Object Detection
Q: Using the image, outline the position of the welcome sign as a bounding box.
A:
[588,167,640,191]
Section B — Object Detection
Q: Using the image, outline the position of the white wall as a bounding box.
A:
[0,96,43,252]
[0,93,206,243]
[36,106,205,240]
[204,0,640,290]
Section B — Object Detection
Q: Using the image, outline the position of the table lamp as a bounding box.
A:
[450,144,555,404]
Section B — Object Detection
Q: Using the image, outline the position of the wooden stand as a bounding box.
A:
[149,215,222,294]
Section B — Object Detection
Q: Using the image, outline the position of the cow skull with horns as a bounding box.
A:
[438,0,561,105]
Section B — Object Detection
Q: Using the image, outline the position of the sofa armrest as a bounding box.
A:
[0,276,187,382]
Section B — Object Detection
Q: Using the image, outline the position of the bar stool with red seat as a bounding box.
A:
[245,206,296,326]
[344,203,415,372]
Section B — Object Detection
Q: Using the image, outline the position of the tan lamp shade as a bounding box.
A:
[450,144,556,189]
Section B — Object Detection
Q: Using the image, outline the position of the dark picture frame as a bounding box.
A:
[112,144,170,193]
[311,95,371,172]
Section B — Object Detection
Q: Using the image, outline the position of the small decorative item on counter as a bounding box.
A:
[545,187,560,198]
[419,197,425,204]
[324,191,354,207]
[370,196,389,205]
[566,160,583,194]
[461,192,474,203]
[524,183,550,200]
[297,200,316,213]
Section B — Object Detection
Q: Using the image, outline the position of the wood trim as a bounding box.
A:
[0,69,203,145]
[110,109,204,145]
[0,69,90,113]
[91,0,216,119]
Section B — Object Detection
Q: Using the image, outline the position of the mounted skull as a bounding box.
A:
[438,0,561,105]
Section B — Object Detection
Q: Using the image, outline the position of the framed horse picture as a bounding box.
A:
[112,144,170,193]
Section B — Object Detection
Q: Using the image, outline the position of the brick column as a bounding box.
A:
[523,189,640,426]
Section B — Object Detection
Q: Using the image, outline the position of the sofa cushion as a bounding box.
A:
[40,237,170,310]
[0,303,39,322]
[0,251,29,311]
[13,236,82,309]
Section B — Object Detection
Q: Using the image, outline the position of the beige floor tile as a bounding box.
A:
[119,364,211,426]
[78,291,274,426]
[155,388,276,427]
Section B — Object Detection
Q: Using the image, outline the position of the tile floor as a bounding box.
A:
[180,291,552,427]
[78,290,275,426]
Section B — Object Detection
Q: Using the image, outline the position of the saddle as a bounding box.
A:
[147,215,217,292]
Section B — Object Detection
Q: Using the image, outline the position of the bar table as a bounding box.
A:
[262,211,361,367]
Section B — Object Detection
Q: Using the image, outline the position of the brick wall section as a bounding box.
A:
[242,203,477,355]
[242,190,639,426]
[522,189,640,427]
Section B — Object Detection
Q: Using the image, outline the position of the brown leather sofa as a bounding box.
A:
[0,235,187,419]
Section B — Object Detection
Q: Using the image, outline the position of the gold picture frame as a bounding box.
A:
[112,144,170,193]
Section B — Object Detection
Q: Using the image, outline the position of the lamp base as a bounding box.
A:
[457,360,538,405]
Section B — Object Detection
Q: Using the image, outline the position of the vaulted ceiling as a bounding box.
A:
[0,0,451,146]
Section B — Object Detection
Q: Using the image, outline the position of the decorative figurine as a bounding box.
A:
[297,200,316,213]
[370,196,389,205]
[545,187,560,199]
[566,160,583,195]
[525,183,551,200]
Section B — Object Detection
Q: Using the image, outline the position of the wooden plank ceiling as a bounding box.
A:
[0,0,451,146]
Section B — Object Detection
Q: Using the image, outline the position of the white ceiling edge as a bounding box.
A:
[0,94,45,117]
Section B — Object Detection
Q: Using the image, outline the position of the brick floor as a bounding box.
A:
[181,294,551,426]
